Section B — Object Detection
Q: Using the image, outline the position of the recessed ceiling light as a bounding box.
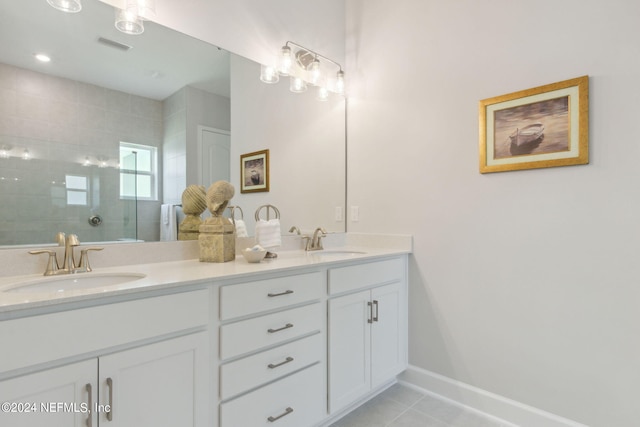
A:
[35,54,51,63]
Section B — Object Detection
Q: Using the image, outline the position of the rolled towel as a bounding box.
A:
[235,219,249,238]
[255,219,282,248]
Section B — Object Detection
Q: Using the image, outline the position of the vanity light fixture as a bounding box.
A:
[335,70,345,95]
[97,156,109,168]
[0,145,11,159]
[46,0,82,13]
[115,8,144,35]
[260,64,279,84]
[115,0,156,35]
[278,45,293,76]
[290,76,307,93]
[126,0,156,20]
[264,41,346,100]
[317,86,329,101]
[309,58,321,85]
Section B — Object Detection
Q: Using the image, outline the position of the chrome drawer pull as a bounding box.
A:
[268,323,294,333]
[106,377,113,421]
[267,407,293,422]
[85,384,92,427]
[367,301,373,324]
[373,300,379,322]
[268,356,294,369]
[267,290,294,297]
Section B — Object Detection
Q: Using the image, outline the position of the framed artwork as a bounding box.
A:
[479,75,589,173]
[240,149,269,193]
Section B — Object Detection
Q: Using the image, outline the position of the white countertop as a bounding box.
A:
[0,245,410,313]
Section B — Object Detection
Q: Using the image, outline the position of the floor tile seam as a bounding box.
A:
[409,402,504,427]
[384,404,413,427]
[385,393,427,410]
[405,396,462,426]
[386,406,453,427]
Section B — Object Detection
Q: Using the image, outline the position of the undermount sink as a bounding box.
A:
[2,273,146,294]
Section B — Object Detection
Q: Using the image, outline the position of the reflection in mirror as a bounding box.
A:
[0,0,345,248]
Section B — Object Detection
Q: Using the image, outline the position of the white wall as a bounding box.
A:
[345,1,640,426]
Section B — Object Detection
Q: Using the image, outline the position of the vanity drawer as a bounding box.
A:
[219,271,323,320]
[220,302,322,360]
[328,257,404,295]
[220,332,323,400]
[220,363,324,427]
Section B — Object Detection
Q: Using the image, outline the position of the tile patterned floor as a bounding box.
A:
[330,383,512,427]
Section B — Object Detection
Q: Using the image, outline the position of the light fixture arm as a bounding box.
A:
[283,41,344,73]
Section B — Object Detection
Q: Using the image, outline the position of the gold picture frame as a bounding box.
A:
[479,76,589,173]
[240,149,269,193]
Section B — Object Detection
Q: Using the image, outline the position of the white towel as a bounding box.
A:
[235,219,249,238]
[160,204,178,241]
[255,219,281,248]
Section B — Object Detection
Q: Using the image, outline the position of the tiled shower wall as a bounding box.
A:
[0,62,163,246]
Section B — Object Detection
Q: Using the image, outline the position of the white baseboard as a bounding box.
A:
[399,365,589,427]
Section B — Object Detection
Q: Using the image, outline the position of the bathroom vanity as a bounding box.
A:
[0,239,409,427]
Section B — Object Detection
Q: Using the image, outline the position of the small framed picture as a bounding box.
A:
[240,149,269,193]
[479,76,589,173]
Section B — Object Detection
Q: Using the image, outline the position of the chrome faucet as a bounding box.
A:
[29,233,103,276]
[307,227,327,251]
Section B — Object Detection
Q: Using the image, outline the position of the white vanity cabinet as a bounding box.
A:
[0,289,211,427]
[98,332,209,427]
[0,247,411,427]
[327,257,408,414]
[0,359,97,427]
[218,271,326,427]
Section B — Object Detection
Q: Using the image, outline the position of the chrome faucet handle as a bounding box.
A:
[78,247,103,273]
[29,249,60,276]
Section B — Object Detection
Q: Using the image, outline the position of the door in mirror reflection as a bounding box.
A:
[198,126,231,189]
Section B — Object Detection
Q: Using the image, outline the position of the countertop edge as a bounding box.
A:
[0,246,410,314]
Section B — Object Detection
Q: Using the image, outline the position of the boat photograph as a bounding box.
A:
[509,123,545,147]
[491,96,570,159]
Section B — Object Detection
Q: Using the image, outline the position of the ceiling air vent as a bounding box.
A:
[97,37,133,52]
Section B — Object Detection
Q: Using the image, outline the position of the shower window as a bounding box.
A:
[119,142,158,200]
[65,175,88,206]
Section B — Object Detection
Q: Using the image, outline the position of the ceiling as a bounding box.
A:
[0,0,230,100]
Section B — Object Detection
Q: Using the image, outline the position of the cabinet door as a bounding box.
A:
[371,281,407,388]
[328,290,371,414]
[0,359,97,427]
[99,332,209,427]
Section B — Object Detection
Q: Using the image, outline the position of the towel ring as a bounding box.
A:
[226,205,244,226]
[255,204,280,221]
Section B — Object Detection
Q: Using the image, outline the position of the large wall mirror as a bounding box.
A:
[0,0,346,247]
